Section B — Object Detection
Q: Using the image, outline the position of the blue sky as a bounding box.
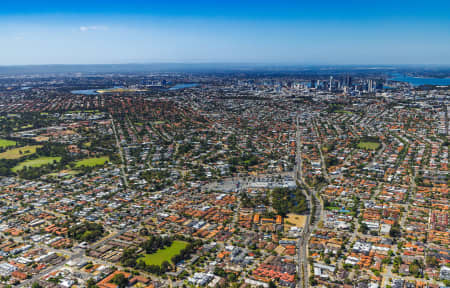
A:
[1,0,450,65]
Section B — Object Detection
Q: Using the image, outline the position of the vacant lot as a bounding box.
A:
[0,139,17,149]
[357,141,380,150]
[284,213,307,231]
[139,240,188,266]
[12,156,61,173]
[74,156,109,168]
[0,145,42,159]
[33,136,50,142]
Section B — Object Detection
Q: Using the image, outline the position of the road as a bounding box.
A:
[313,119,330,184]
[295,115,325,288]
[18,248,84,288]
[294,116,311,288]
[110,115,129,188]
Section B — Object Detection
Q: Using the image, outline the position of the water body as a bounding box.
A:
[72,84,198,94]
[168,83,199,90]
[71,86,123,95]
[389,74,450,86]
[71,89,100,95]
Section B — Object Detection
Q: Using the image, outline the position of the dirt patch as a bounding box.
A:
[284,213,307,232]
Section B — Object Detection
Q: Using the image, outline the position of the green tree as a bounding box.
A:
[390,222,401,238]
[359,223,369,234]
[86,278,98,288]
[111,273,128,288]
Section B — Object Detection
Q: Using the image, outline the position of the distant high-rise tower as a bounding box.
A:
[345,74,352,87]
[329,76,333,91]
[368,79,375,92]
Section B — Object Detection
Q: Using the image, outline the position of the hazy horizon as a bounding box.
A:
[2,63,450,67]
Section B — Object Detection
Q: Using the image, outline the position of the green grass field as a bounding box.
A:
[138,240,188,266]
[0,145,42,159]
[47,170,80,177]
[357,141,380,150]
[0,139,17,149]
[20,124,33,129]
[12,156,61,173]
[73,156,109,168]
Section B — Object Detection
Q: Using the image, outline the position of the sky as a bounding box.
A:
[1,0,450,65]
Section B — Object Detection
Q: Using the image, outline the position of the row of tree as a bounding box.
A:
[142,235,173,254]
[68,222,105,243]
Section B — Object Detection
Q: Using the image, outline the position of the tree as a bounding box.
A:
[390,222,401,238]
[268,280,277,288]
[409,259,423,278]
[271,187,307,216]
[111,273,128,288]
[32,283,42,288]
[68,222,104,243]
[161,261,171,272]
[359,223,369,234]
[426,255,439,268]
[86,278,98,288]
[120,248,138,268]
[139,227,149,236]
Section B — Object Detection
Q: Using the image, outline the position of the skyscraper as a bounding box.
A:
[344,74,352,87]
[368,79,375,92]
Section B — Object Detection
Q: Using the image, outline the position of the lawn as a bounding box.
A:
[20,124,33,129]
[357,141,380,150]
[12,156,61,173]
[138,240,188,266]
[73,156,109,168]
[0,145,42,159]
[47,170,80,177]
[0,139,17,149]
